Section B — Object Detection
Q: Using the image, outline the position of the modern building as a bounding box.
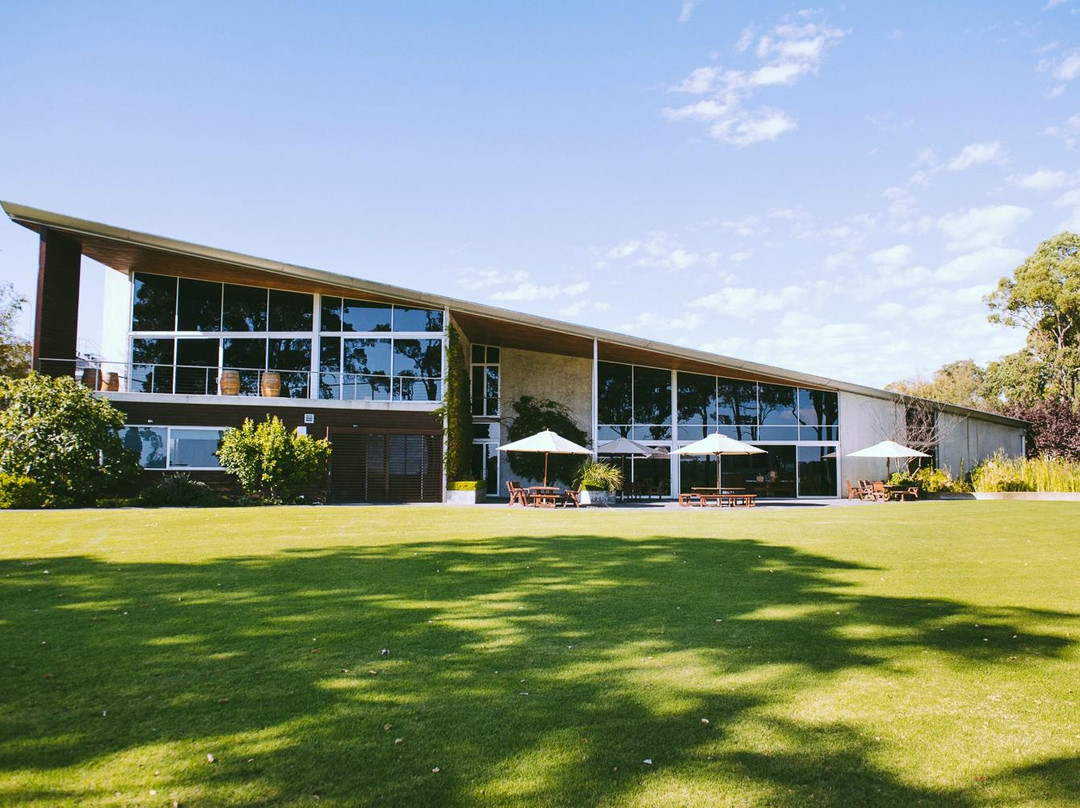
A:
[3,201,1027,501]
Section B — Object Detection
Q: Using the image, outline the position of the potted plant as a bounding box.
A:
[574,459,623,506]
[446,480,486,505]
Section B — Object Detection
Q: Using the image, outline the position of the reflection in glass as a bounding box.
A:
[798,388,839,440]
[756,426,798,442]
[177,279,222,332]
[758,383,798,425]
[598,362,632,424]
[321,297,342,332]
[122,426,167,468]
[716,381,757,427]
[175,339,218,394]
[131,273,177,331]
[222,284,267,332]
[633,366,671,427]
[677,372,716,441]
[131,338,174,393]
[169,428,224,468]
[345,338,391,400]
[269,290,313,331]
[223,338,265,394]
[342,299,391,332]
[393,338,442,400]
[797,446,836,496]
[269,338,311,398]
[394,306,444,332]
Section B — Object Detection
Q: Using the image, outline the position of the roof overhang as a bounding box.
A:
[2,200,1029,429]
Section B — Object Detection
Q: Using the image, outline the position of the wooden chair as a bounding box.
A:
[870,481,889,502]
[846,479,866,501]
[561,488,581,508]
[506,480,529,507]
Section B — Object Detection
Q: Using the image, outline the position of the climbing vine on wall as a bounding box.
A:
[437,321,473,482]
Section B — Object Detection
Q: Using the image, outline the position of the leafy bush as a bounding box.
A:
[447,480,485,492]
[0,473,46,509]
[971,452,1080,493]
[887,465,968,494]
[575,459,623,492]
[139,473,222,507]
[217,416,331,504]
[505,396,589,485]
[0,373,141,506]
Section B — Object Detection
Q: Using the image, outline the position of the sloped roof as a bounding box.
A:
[2,200,1026,428]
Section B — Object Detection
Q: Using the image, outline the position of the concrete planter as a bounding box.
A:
[580,489,613,506]
[445,489,484,505]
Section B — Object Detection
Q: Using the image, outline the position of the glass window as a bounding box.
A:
[485,366,499,414]
[222,284,267,332]
[471,366,485,415]
[321,297,342,332]
[633,366,672,427]
[345,338,391,400]
[394,338,442,401]
[798,389,839,427]
[757,426,799,441]
[342,299,391,332]
[176,279,222,332]
[677,372,716,428]
[716,380,757,425]
[758,383,798,425]
[269,290,313,331]
[394,306,443,332]
[223,338,265,394]
[486,346,499,363]
[175,339,218,395]
[471,344,485,364]
[269,338,311,399]
[131,338,174,393]
[121,426,167,469]
[169,428,224,468]
[598,362,632,424]
[132,273,177,331]
[798,446,836,496]
[319,337,341,401]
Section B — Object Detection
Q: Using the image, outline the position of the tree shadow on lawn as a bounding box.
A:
[1,535,1076,807]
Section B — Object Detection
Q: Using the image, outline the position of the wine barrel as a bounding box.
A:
[101,372,120,392]
[219,370,241,395]
[260,371,282,397]
[80,368,100,389]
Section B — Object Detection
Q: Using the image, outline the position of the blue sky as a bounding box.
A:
[1,1,1078,388]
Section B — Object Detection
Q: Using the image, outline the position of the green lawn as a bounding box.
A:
[1,502,1078,807]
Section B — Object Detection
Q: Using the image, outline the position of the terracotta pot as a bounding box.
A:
[260,371,282,397]
[219,370,241,395]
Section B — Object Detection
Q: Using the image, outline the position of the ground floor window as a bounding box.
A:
[328,431,441,503]
[121,426,226,470]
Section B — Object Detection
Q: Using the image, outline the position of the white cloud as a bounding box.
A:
[603,232,700,271]
[678,0,703,24]
[1043,113,1080,149]
[937,205,1032,251]
[867,244,914,270]
[1053,51,1080,81]
[492,280,590,302]
[689,285,803,318]
[1007,169,1070,190]
[620,311,704,332]
[735,27,754,52]
[663,13,847,146]
[1054,188,1080,230]
[947,141,1007,171]
[457,267,528,290]
[935,247,1025,282]
[1043,0,1072,9]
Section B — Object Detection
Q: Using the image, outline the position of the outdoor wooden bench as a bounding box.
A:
[678,493,699,506]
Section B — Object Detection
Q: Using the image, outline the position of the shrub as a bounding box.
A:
[505,396,589,485]
[139,473,222,507]
[972,452,1080,493]
[217,416,331,504]
[0,373,141,506]
[447,480,486,492]
[887,465,968,494]
[0,473,46,509]
[575,459,623,492]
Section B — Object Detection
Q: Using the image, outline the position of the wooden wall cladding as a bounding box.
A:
[34,228,82,373]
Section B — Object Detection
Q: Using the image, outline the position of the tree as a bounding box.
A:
[217,415,331,503]
[1005,400,1080,461]
[885,359,989,410]
[0,373,141,506]
[504,396,589,485]
[0,283,31,378]
[986,232,1080,405]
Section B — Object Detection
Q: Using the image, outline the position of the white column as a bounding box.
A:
[670,368,679,497]
[591,339,599,455]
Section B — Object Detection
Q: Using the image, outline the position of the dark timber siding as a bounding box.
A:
[113,400,443,503]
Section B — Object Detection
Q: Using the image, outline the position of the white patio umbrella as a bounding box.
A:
[846,440,930,477]
[598,437,667,486]
[498,428,593,487]
[674,432,766,490]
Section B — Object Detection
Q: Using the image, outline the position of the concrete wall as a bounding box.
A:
[497,347,592,487]
[839,391,1025,483]
[837,392,905,484]
[937,412,1025,476]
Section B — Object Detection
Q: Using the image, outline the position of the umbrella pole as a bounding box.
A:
[544,453,549,487]
[716,454,722,490]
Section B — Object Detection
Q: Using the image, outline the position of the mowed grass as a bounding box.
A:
[1,503,1078,807]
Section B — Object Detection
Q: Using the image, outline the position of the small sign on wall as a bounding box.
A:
[304,413,315,424]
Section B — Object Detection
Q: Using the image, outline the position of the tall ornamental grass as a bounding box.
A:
[971,451,1080,492]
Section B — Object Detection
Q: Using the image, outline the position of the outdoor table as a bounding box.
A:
[527,486,561,507]
[885,484,920,501]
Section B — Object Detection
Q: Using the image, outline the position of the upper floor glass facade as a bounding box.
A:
[127,273,445,402]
